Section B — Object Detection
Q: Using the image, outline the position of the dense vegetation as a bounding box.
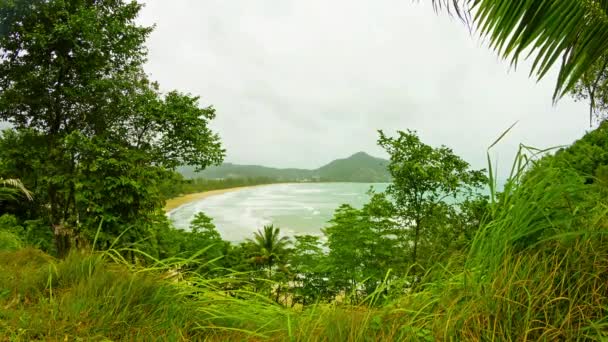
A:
[159,173,286,203]
[180,151,391,183]
[1,0,608,340]
[0,0,224,258]
[2,124,607,340]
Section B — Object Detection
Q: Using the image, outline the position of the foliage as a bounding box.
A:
[323,204,373,302]
[0,0,224,256]
[247,225,291,278]
[0,177,32,202]
[0,231,21,252]
[289,235,331,305]
[154,212,226,273]
[0,214,55,253]
[0,215,23,251]
[572,54,608,124]
[378,130,486,269]
[1,126,608,340]
[557,120,608,178]
[323,193,403,303]
[0,214,22,236]
[431,0,608,99]
[185,212,225,272]
[0,248,287,340]
[178,176,284,197]
[2,0,608,339]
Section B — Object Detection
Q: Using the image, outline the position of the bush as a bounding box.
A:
[0,231,22,252]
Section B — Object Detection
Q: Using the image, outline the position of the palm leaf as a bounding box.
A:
[247,225,291,267]
[0,178,33,201]
[431,0,608,100]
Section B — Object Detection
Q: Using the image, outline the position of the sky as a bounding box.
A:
[137,0,591,176]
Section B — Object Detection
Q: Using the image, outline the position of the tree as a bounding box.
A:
[323,204,369,301]
[0,0,224,256]
[378,130,486,270]
[323,194,403,302]
[359,192,405,291]
[247,225,291,278]
[572,55,608,125]
[530,120,608,186]
[182,212,225,273]
[431,0,608,100]
[289,234,330,305]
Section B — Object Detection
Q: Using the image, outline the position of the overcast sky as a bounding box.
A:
[138,0,590,175]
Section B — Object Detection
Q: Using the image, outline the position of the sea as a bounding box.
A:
[168,183,389,242]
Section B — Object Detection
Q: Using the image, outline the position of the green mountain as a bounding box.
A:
[179,152,391,182]
[316,152,390,182]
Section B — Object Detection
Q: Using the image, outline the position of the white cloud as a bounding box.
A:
[138,0,590,175]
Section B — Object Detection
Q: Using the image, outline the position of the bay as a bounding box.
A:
[168,183,389,242]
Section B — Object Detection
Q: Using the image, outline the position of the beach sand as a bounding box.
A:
[164,184,271,212]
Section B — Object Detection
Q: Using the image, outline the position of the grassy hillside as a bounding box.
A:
[3,127,608,340]
[2,171,606,340]
[179,152,391,182]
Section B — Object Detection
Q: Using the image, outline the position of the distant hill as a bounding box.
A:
[179,152,391,182]
[180,164,310,180]
[316,152,390,182]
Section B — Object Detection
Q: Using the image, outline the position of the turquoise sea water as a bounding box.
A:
[168,183,389,242]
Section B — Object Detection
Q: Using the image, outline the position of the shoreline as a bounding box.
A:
[164,181,391,213]
[164,184,281,212]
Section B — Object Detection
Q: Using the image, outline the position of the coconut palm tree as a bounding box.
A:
[0,178,33,202]
[248,225,291,278]
[431,0,608,100]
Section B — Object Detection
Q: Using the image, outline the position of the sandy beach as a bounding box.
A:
[164,184,273,212]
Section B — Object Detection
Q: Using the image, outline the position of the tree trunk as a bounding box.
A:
[412,219,420,266]
[53,223,72,258]
[275,284,281,303]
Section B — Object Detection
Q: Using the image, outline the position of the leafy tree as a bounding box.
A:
[182,213,225,273]
[289,235,331,305]
[323,192,408,302]
[572,55,608,125]
[378,130,486,270]
[247,225,291,278]
[222,242,256,273]
[158,171,187,201]
[360,191,402,273]
[189,212,222,242]
[323,193,403,302]
[0,0,224,256]
[323,204,369,301]
[528,121,608,188]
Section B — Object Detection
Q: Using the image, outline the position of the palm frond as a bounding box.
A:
[429,0,471,22]
[431,0,608,99]
[248,225,291,267]
[0,178,33,201]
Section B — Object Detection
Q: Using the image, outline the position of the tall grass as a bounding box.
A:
[388,146,608,340]
[0,247,298,340]
[1,146,607,340]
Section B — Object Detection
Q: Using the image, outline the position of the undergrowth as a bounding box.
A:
[2,146,608,341]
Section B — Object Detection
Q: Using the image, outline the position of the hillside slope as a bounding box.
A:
[180,164,310,180]
[179,152,391,182]
[316,152,389,182]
